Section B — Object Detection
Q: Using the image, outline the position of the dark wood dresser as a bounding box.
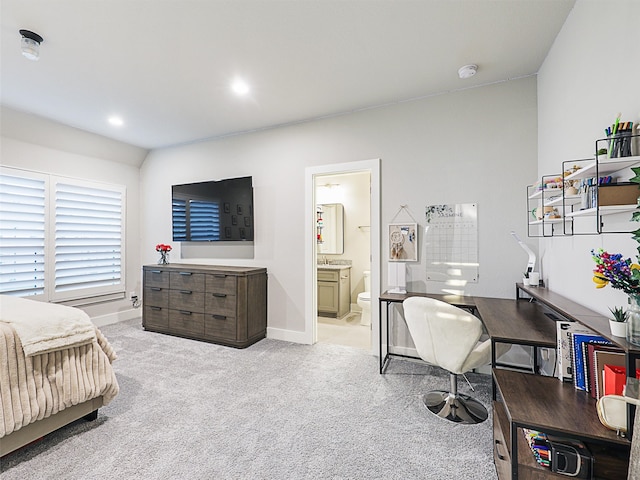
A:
[142,263,267,348]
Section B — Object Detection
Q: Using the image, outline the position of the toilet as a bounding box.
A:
[357,270,371,326]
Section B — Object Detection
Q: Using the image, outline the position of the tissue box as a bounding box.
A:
[598,183,640,206]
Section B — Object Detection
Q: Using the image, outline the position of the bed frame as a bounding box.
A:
[1,396,103,457]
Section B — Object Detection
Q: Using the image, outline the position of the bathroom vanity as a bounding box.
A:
[317,265,351,318]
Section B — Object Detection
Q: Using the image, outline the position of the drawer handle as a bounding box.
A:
[150,306,162,311]
[179,272,192,276]
[213,274,226,278]
[179,310,192,315]
[180,290,192,294]
[494,439,507,461]
[212,314,227,320]
[150,270,162,274]
[151,287,162,291]
[340,276,349,279]
[212,293,227,298]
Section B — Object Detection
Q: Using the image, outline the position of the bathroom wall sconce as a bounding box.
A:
[19,29,43,61]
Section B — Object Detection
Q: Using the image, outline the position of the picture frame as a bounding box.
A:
[388,223,417,262]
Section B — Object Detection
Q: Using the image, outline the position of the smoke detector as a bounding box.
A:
[19,29,43,61]
[458,64,477,79]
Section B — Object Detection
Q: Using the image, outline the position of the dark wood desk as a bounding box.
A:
[378,290,475,373]
[477,289,633,479]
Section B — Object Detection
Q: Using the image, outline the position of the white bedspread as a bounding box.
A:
[0,295,96,356]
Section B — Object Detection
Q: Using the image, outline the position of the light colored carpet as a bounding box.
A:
[1,318,497,479]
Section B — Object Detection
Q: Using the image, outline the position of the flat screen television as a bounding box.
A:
[172,176,253,241]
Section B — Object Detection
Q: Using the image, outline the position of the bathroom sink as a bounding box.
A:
[316,264,350,270]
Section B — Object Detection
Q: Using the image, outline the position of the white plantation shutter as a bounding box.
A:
[0,171,47,297]
[54,180,124,299]
[0,167,125,302]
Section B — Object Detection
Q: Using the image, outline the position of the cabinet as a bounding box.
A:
[476,285,639,479]
[142,264,267,348]
[317,266,351,318]
[527,133,640,237]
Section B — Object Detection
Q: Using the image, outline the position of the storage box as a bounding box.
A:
[598,183,640,206]
[603,364,640,396]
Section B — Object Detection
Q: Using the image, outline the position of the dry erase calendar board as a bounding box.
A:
[425,203,479,283]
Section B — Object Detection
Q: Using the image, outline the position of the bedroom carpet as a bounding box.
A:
[1,318,497,479]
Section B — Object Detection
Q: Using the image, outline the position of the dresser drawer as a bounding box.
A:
[169,310,204,336]
[144,286,169,307]
[169,290,205,313]
[204,313,236,341]
[170,271,205,292]
[206,273,237,295]
[205,292,237,317]
[143,305,169,329]
[144,268,169,288]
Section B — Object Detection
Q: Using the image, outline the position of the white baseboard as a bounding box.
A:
[92,308,141,328]
[266,327,311,345]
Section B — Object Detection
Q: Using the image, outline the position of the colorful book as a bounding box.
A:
[572,333,613,391]
[556,321,593,382]
[587,344,621,398]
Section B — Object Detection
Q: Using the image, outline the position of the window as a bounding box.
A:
[0,167,125,302]
[0,170,47,296]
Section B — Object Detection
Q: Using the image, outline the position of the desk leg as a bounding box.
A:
[379,300,392,374]
[511,422,519,480]
[491,339,497,401]
[627,353,638,440]
[379,299,383,373]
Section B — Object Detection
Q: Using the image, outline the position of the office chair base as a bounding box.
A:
[423,391,488,425]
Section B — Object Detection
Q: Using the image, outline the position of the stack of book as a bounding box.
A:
[556,320,636,398]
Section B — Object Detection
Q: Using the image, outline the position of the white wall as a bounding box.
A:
[0,106,148,325]
[141,77,538,340]
[537,0,640,315]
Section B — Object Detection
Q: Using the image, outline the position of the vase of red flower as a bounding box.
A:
[156,243,172,265]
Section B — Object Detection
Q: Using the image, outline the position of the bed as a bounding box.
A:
[0,295,119,456]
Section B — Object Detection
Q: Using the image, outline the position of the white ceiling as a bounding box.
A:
[1,0,575,150]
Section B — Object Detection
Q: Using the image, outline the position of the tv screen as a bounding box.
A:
[172,176,253,242]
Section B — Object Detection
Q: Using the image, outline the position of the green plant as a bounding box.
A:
[609,306,629,322]
[598,148,608,156]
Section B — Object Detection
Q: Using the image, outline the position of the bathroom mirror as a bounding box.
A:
[318,203,344,254]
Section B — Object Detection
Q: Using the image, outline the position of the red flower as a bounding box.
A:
[155,243,172,252]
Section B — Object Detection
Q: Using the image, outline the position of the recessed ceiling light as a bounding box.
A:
[458,64,478,79]
[231,79,250,96]
[108,116,124,127]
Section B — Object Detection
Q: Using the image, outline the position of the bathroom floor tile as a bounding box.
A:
[317,313,371,350]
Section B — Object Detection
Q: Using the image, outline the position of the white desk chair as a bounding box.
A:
[403,296,504,424]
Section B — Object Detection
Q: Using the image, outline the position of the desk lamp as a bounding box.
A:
[510,231,536,275]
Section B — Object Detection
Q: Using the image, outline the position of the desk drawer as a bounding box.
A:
[170,271,205,292]
[493,401,511,480]
[169,290,205,313]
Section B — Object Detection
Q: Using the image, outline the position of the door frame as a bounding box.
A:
[304,159,381,353]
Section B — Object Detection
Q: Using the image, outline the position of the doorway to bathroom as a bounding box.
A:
[304,160,380,354]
